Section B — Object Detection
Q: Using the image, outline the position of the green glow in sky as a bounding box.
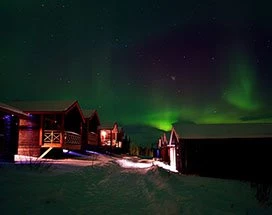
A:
[223,52,261,111]
[144,109,180,131]
[1,1,272,131]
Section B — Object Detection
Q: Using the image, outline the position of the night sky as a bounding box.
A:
[1,0,272,131]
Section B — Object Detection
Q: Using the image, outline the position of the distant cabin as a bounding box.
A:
[0,102,29,161]
[156,128,181,172]
[99,122,123,148]
[157,124,272,182]
[8,100,85,157]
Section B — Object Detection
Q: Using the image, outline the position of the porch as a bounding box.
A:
[42,130,82,150]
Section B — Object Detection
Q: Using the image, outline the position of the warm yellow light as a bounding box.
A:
[101,130,107,140]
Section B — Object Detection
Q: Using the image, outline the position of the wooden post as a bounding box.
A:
[60,113,65,147]
[80,121,83,150]
[39,115,44,146]
[110,130,112,152]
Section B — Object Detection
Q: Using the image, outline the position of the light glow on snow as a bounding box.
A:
[116,159,154,169]
[116,158,178,173]
[153,161,178,173]
[85,150,101,155]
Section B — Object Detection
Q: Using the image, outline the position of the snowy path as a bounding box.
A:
[5,154,271,214]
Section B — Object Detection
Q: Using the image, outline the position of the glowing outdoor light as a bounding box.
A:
[3,115,11,120]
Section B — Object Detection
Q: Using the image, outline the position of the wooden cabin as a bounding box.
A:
[99,122,124,149]
[82,109,101,148]
[157,128,182,172]
[8,100,85,157]
[0,102,29,161]
[169,123,272,182]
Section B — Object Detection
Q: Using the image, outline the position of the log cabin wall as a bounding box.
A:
[87,132,98,146]
[83,114,99,148]
[88,114,99,133]
[18,117,40,157]
[161,146,170,164]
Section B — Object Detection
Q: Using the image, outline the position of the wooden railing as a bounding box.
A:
[43,130,81,146]
[64,131,81,145]
[43,130,61,144]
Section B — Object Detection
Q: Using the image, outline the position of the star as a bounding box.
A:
[171,76,176,81]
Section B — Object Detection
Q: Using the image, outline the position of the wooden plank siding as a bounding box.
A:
[87,133,98,146]
[18,119,40,157]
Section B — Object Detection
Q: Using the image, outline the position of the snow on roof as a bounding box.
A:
[0,102,29,118]
[7,100,77,112]
[173,123,272,139]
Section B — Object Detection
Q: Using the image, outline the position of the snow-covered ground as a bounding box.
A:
[1,154,271,215]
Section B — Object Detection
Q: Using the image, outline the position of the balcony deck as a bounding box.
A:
[42,130,81,150]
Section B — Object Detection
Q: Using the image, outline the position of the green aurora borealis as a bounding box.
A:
[223,50,262,111]
[1,0,272,131]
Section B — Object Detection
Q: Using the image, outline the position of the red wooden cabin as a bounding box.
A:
[9,100,85,157]
[99,122,123,148]
[157,128,182,172]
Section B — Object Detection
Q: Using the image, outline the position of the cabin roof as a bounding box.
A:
[82,109,101,125]
[0,102,29,118]
[172,123,272,139]
[7,100,85,123]
[99,122,118,130]
[7,100,77,112]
